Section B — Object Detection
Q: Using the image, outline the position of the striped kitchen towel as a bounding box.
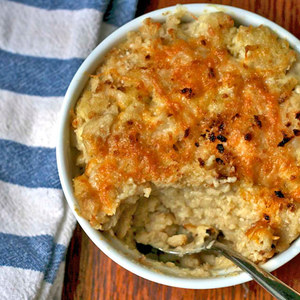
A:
[0,0,138,299]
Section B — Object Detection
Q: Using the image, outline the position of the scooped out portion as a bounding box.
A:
[72,7,300,276]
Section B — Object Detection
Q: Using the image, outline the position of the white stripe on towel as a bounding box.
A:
[0,181,74,245]
[0,266,44,300]
[0,91,62,148]
[0,1,104,59]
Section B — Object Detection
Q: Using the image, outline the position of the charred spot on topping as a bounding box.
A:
[184,128,190,138]
[135,132,140,142]
[222,93,229,98]
[209,132,216,142]
[205,228,212,235]
[290,175,297,180]
[287,203,296,212]
[180,87,193,98]
[218,231,225,239]
[216,158,224,165]
[198,158,205,166]
[218,123,225,132]
[200,133,206,138]
[232,113,240,120]
[117,86,126,92]
[208,67,215,78]
[173,144,179,151]
[278,94,288,104]
[129,132,140,143]
[217,135,227,142]
[216,144,225,153]
[104,80,112,85]
[295,112,300,120]
[274,190,285,198]
[271,244,276,249]
[244,133,252,141]
[209,119,217,128]
[168,113,173,117]
[201,39,207,46]
[285,122,291,127]
[263,214,270,221]
[277,136,293,147]
[293,129,300,136]
[195,142,199,147]
[254,115,262,128]
[217,174,228,180]
[127,120,133,125]
[145,54,151,59]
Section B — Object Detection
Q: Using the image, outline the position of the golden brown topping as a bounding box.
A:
[73,11,300,229]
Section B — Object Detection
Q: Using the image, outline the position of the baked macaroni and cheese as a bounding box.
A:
[71,8,300,276]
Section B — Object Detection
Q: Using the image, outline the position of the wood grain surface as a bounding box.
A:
[62,1,300,299]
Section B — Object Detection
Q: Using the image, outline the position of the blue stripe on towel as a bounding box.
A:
[104,0,138,27]
[0,139,60,189]
[0,49,83,96]
[8,0,109,11]
[0,233,66,283]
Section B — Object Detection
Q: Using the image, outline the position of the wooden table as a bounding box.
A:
[62,1,300,299]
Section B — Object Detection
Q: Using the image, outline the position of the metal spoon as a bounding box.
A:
[156,235,300,300]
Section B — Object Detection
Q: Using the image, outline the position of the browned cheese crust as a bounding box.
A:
[72,11,300,269]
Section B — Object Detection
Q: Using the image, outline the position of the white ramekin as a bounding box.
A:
[57,4,300,289]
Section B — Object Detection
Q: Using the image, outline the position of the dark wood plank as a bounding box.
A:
[62,1,300,299]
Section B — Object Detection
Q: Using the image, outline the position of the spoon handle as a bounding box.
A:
[211,241,300,300]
